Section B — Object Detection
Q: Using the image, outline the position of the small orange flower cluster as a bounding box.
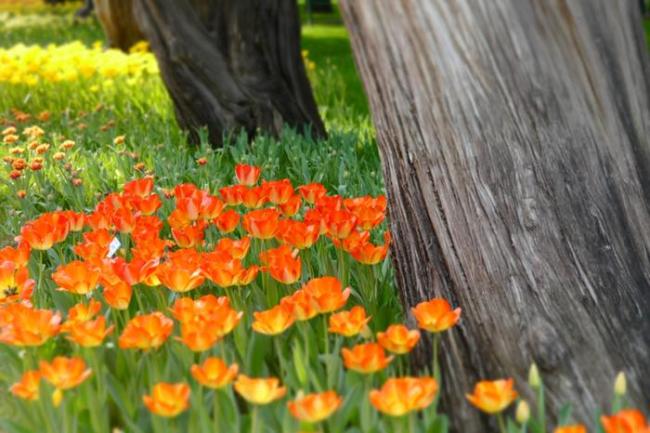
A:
[1,119,79,188]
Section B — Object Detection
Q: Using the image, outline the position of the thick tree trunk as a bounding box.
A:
[341,0,650,431]
[94,0,144,51]
[132,0,326,146]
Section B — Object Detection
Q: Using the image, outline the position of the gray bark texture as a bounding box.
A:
[132,0,326,146]
[95,0,144,51]
[340,0,650,430]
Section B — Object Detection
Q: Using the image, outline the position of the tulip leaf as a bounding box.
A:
[427,415,449,433]
[557,403,573,426]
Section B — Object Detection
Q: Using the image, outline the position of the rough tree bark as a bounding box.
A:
[341,0,650,430]
[94,0,144,51]
[132,0,326,146]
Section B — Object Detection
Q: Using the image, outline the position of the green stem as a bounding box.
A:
[536,385,546,433]
[213,390,220,433]
[409,413,416,433]
[497,413,507,433]
[322,314,330,355]
[250,405,259,433]
[432,334,441,380]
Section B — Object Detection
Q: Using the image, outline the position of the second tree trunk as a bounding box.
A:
[133,0,326,146]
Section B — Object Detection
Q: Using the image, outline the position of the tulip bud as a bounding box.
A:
[614,371,626,396]
[529,363,541,388]
[516,401,530,424]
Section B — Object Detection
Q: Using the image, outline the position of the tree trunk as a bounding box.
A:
[341,0,650,430]
[132,0,326,146]
[94,0,144,51]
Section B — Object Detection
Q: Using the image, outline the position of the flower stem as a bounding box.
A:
[250,405,259,433]
[213,390,220,433]
[497,413,507,433]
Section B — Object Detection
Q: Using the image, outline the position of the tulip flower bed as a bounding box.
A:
[1,159,647,433]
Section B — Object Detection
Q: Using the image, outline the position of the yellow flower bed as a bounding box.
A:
[0,40,158,86]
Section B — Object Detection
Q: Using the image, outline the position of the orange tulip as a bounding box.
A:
[191,357,239,389]
[412,298,461,333]
[332,230,370,253]
[315,195,344,212]
[341,343,393,374]
[219,185,246,206]
[118,312,174,350]
[235,163,261,186]
[10,370,41,401]
[170,295,243,337]
[215,236,251,260]
[111,206,137,234]
[65,316,114,347]
[262,179,294,205]
[324,209,357,239]
[252,303,295,335]
[178,190,224,221]
[214,209,240,233]
[39,356,92,390]
[243,208,281,239]
[112,256,159,286]
[0,241,30,268]
[73,229,113,265]
[60,210,86,232]
[0,303,61,346]
[328,306,371,337]
[241,186,269,208]
[0,260,35,303]
[279,194,302,217]
[171,220,206,248]
[156,249,205,293]
[52,260,100,295]
[302,276,351,313]
[304,208,328,235]
[281,289,318,321]
[171,294,234,323]
[276,220,320,249]
[377,324,420,354]
[63,299,102,330]
[298,183,327,204]
[288,390,342,423]
[369,377,438,417]
[555,426,587,433]
[143,382,190,418]
[259,245,301,284]
[466,379,518,414]
[350,232,391,265]
[20,211,70,250]
[343,195,386,230]
[132,215,164,241]
[202,250,259,288]
[102,280,133,310]
[234,375,286,405]
[602,409,650,433]
[177,320,222,352]
[129,193,162,216]
[173,183,198,200]
[123,177,154,197]
[86,204,112,231]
